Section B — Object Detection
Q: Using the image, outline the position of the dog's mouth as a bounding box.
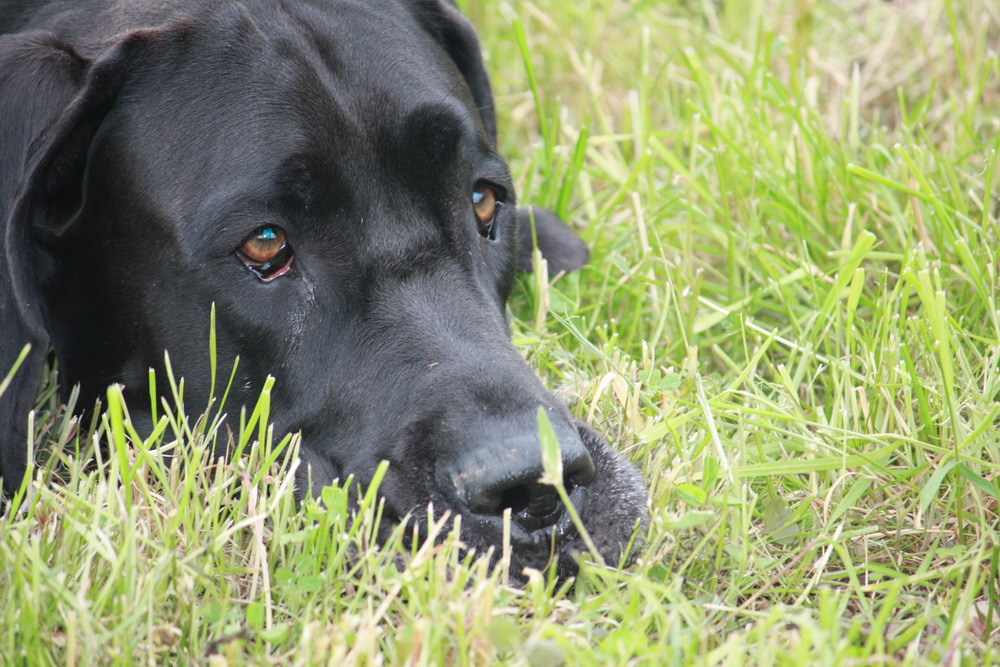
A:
[356,421,646,583]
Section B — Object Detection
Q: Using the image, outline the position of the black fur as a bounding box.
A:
[0,0,645,579]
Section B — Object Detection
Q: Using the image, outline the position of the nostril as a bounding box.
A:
[499,485,530,515]
[498,483,559,518]
[451,418,596,528]
[524,485,559,518]
[500,481,561,531]
[495,474,584,529]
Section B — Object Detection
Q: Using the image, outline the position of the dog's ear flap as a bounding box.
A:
[0,32,93,495]
[0,26,187,495]
[516,206,590,276]
[13,26,191,238]
[408,0,497,146]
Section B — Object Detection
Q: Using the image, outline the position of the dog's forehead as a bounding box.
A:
[263,0,484,152]
[188,0,475,134]
[106,1,482,223]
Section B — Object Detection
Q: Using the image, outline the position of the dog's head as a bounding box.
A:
[0,0,646,578]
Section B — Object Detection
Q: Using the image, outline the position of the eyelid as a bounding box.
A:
[474,180,507,201]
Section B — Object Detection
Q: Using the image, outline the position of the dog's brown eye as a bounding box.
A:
[237,225,293,281]
[472,184,500,239]
[242,226,285,262]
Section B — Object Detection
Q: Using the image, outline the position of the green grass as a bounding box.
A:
[4,0,1000,663]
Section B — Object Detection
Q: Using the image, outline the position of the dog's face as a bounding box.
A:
[1,0,646,578]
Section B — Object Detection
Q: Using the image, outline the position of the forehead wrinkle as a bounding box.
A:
[301,0,472,128]
[242,0,484,167]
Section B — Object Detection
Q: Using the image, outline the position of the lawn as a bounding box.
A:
[3,0,1000,663]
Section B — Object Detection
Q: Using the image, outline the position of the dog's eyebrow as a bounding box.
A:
[275,154,315,199]
[399,102,470,165]
[269,149,349,215]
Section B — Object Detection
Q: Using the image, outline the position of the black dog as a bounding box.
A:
[0,0,646,577]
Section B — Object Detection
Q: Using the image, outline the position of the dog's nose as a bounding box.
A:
[452,417,595,530]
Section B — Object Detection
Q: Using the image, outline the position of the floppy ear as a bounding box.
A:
[0,32,92,496]
[0,26,187,495]
[516,206,590,276]
[407,0,497,146]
